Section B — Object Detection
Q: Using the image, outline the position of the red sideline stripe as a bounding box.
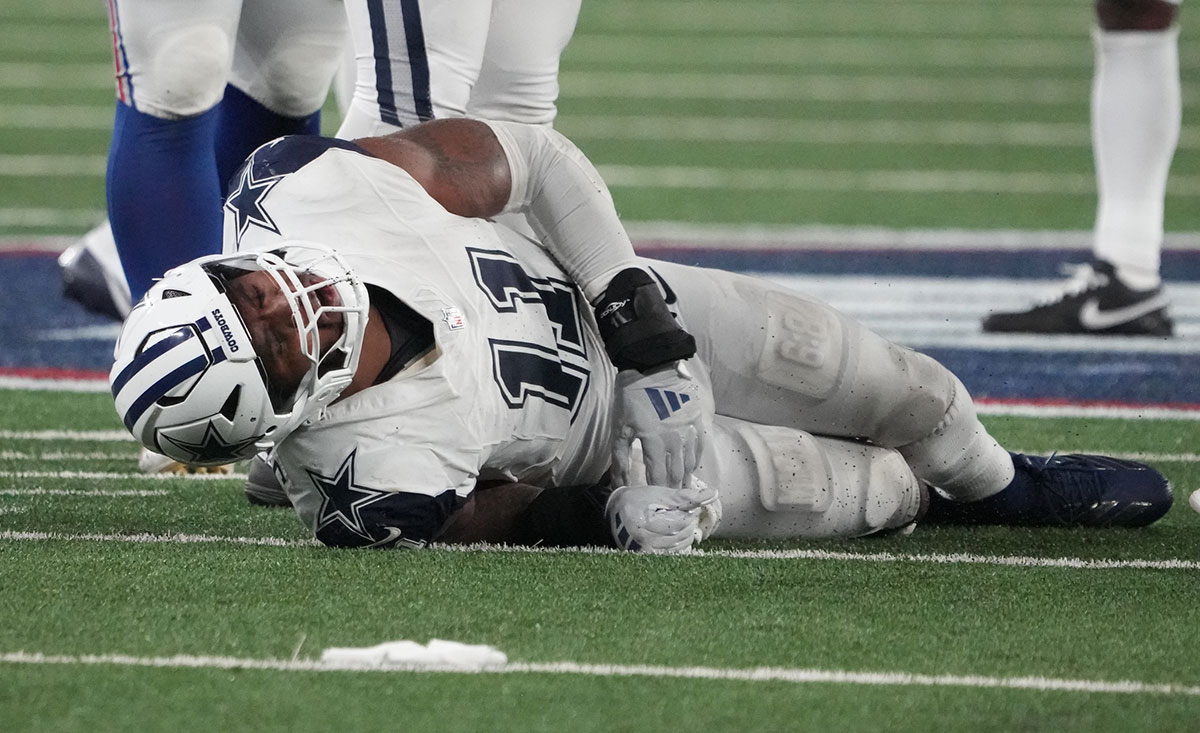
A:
[977,396,1200,413]
[0,366,109,381]
[105,0,126,103]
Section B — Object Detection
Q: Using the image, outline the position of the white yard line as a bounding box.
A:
[562,115,1200,150]
[0,450,134,460]
[0,650,1196,696]
[2,530,1196,571]
[622,222,1200,251]
[0,377,113,393]
[597,164,1200,197]
[561,70,1200,106]
[0,471,246,481]
[0,530,312,548]
[0,488,168,497]
[0,208,104,228]
[0,430,135,441]
[0,154,107,176]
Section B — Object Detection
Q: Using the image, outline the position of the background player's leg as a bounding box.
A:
[466,0,582,125]
[217,0,347,184]
[981,0,1180,336]
[336,0,492,138]
[1092,0,1180,289]
[103,0,242,300]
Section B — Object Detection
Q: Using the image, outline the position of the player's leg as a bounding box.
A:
[466,0,582,125]
[657,261,1172,526]
[700,417,924,538]
[103,0,242,301]
[981,0,1180,336]
[216,0,348,185]
[657,263,1012,493]
[336,0,493,138]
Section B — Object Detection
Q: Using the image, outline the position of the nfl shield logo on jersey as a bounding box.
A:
[442,306,466,331]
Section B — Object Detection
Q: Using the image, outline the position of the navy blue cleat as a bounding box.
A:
[925,453,1172,528]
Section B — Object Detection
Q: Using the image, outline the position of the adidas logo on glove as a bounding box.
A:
[644,387,692,420]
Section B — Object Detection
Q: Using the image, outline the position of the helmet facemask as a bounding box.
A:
[202,243,369,440]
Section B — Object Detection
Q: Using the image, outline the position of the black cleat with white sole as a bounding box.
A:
[981,260,1172,336]
[925,453,1173,528]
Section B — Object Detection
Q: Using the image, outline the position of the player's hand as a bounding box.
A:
[605,479,721,554]
[610,359,713,489]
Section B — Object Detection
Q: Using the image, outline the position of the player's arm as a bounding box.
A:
[436,481,617,549]
[356,119,712,489]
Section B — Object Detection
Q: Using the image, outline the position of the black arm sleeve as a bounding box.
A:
[592,268,696,372]
[510,482,617,548]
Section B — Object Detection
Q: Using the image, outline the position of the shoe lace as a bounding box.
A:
[1017,452,1103,523]
[1030,263,1108,307]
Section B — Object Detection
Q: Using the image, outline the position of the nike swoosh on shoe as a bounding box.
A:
[1077,294,1170,330]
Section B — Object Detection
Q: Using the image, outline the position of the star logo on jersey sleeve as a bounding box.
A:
[159,420,262,464]
[306,450,396,543]
[224,162,284,246]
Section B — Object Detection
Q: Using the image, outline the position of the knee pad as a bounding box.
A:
[230,33,343,117]
[753,288,846,402]
[749,283,953,446]
[135,24,233,118]
[704,419,922,539]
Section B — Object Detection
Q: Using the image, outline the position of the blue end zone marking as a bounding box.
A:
[926,348,1200,405]
[5,250,1199,408]
[121,353,209,431]
[109,325,195,396]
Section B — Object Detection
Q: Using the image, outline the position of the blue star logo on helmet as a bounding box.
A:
[224,163,284,246]
[159,419,263,465]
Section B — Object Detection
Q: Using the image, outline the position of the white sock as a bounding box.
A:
[1091,26,1180,284]
[897,375,1014,503]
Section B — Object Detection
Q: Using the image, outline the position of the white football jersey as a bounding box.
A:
[224,136,615,546]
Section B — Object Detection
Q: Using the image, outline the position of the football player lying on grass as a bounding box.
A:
[109,119,1173,552]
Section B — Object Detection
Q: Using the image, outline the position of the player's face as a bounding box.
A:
[223,270,346,402]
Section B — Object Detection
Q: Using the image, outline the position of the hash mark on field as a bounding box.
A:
[3,530,1197,570]
[1,651,1197,697]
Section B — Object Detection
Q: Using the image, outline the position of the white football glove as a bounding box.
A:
[606,479,722,554]
[611,359,714,489]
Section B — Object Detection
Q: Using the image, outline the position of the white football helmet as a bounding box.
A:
[110,243,368,465]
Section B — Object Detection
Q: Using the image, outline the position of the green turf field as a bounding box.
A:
[4,0,1200,729]
[2,391,1200,731]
